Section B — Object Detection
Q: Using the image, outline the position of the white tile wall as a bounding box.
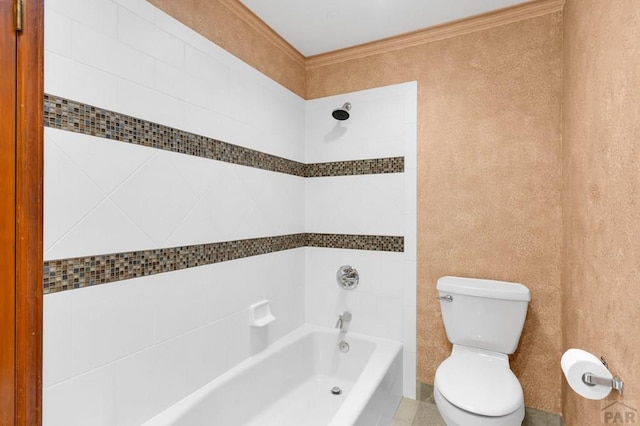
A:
[43,363,119,426]
[43,249,306,425]
[403,351,417,399]
[45,52,120,111]
[70,277,155,376]
[73,21,156,88]
[109,152,200,245]
[400,83,418,398]
[305,173,405,235]
[43,0,417,422]
[42,292,72,388]
[305,248,404,339]
[43,136,105,253]
[44,128,305,260]
[112,0,155,23]
[45,198,156,260]
[154,9,213,54]
[48,128,155,195]
[117,7,185,68]
[43,0,308,423]
[305,84,411,163]
[117,79,189,131]
[46,0,119,38]
[116,335,189,426]
[44,9,72,57]
[44,0,306,258]
[304,82,417,398]
[152,267,210,344]
[45,0,306,162]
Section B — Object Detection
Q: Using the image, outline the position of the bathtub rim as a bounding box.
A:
[142,323,403,426]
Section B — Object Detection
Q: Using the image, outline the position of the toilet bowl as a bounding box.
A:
[434,384,524,426]
[434,276,530,426]
[434,346,525,425]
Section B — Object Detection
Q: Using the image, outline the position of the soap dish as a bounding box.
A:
[249,300,275,327]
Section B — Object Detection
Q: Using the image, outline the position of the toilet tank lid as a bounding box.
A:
[437,276,530,301]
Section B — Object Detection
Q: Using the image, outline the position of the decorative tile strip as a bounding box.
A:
[44,94,307,177]
[306,233,404,252]
[42,233,404,294]
[43,234,307,294]
[43,94,403,177]
[304,157,404,177]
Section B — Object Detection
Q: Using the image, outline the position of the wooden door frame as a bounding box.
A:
[16,0,43,424]
[1,0,43,424]
[0,0,18,422]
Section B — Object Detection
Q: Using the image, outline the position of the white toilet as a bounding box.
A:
[434,276,530,426]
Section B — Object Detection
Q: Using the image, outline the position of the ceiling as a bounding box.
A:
[238,0,532,57]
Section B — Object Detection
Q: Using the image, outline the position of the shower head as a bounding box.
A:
[332,102,351,121]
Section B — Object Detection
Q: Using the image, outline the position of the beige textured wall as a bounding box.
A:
[308,13,563,413]
[562,1,640,424]
[148,0,306,97]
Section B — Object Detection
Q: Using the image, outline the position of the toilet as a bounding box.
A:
[434,276,530,426]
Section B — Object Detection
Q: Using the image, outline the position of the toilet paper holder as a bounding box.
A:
[582,357,625,396]
[582,373,624,395]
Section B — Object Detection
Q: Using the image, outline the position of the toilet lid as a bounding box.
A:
[435,353,523,417]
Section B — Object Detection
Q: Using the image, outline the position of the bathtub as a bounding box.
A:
[143,324,403,426]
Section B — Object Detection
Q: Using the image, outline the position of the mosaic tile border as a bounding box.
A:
[44,94,306,176]
[44,94,404,177]
[306,233,404,252]
[43,233,404,294]
[304,157,403,177]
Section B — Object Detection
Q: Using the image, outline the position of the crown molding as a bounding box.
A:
[305,0,565,70]
[217,0,564,71]
[218,0,306,67]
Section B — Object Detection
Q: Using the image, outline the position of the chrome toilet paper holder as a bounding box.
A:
[581,356,625,395]
[582,373,624,395]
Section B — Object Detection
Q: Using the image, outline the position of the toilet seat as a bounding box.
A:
[435,350,523,417]
[434,383,525,426]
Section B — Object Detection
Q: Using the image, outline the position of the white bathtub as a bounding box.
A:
[143,324,403,426]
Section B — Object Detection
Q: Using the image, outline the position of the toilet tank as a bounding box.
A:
[437,276,530,354]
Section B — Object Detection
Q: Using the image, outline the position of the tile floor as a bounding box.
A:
[392,397,565,426]
[392,397,446,425]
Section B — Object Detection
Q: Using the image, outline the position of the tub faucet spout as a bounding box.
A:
[335,311,352,330]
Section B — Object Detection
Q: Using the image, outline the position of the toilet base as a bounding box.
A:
[434,382,525,426]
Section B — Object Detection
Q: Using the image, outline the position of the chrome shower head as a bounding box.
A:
[332,102,351,121]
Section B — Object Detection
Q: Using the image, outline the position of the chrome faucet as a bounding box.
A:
[335,311,352,330]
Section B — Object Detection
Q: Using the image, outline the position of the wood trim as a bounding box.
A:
[0,0,18,422]
[15,0,44,424]
[306,0,565,69]
[218,0,306,67]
